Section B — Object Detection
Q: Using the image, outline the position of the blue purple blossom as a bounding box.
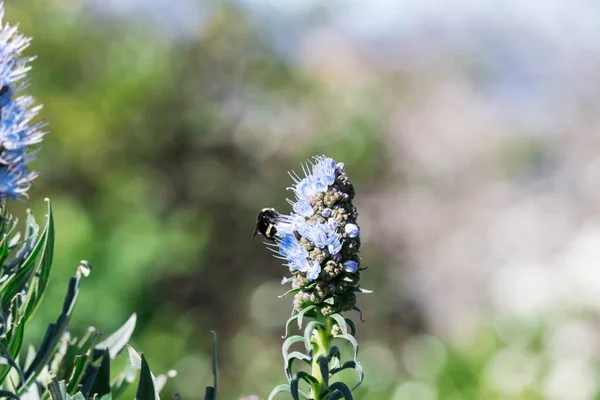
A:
[265,155,363,313]
[0,5,45,200]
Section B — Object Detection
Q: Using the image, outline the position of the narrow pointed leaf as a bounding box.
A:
[326,382,354,400]
[89,350,111,396]
[344,319,356,336]
[48,378,67,400]
[303,321,325,354]
[0,391,19,400]
[0,341,24,386]
[297,306,315,329]
[268,384,290,400]
[318,354,329,388]
[352,306,365,322]
[278,288,300,298]
[24,200,55,322]
[285,351,311,381]
[210,331,217,397]
[330,361,364,390]
[203,387,215,400]
[135,354,158,400]
[333,334,359,362]
[282,336,305,362]
[96,314,137,359]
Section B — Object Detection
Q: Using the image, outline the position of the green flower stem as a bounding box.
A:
[311,312,333,399]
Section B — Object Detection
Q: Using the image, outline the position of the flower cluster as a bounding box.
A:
[0,5,45,200]
[268,156,362,315]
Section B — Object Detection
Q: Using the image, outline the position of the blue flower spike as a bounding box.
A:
[0,4,45,200]
[264,155,363,315]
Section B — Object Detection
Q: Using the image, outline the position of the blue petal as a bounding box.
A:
[291,196,313,217]
[305,224,329,248]
[313,156,336,186]
[306,261,321,281]
[295,175,326,199]
[276,214,309,236]
[343,260,358,273]
[327,233,342,255]
[278,233,307,260]
[289,255,310,273]
[278,233,311,273]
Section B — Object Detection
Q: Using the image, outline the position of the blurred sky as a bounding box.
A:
[89,0,600,130]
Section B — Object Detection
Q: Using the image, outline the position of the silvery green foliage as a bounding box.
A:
[0,202,174,400]
[263,157,370,400]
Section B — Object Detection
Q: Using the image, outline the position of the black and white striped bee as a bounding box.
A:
[252,208,280,242]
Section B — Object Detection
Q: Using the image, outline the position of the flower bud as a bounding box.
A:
[343,260,358,273]
[344,223,360,238]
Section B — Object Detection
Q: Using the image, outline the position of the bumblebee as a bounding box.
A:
[253,208,280,241]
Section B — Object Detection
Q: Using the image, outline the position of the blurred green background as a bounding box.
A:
[7,0,600,399]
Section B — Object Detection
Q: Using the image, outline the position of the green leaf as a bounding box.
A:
[290,372,317,400]
[58,328,101,384]
[110,346,141,399]
[20,274,81,395]
[303,321,325,355]
[268,384,291,400]
[96,314,136,359]
[318,354,330,389]
[0,303,25,383]
[282,335,305,364]
[210,330,217,397]
[350,286,372,294]
[1,224,47,311]
[330,361,364,391]
[278,288,300,298]
[283,306,316,338]
[344,319,356,336]
[328,346,340,361]
[0,391,19,400]
[203,387,215,400]
[352,306,365,322]
[330,314,348,336]
[48,378,68,400]
[135,354,158,400]
[66,354,91,394]
[0,340,25,386]
[285,351,311,382]
[23,199,55,323]
[48,379,90,400]
[333,334,359,362]
[0,233,10,267]
[297,306,315,330]
[89,350,111,396]
[268,384,309,400]
[154,369,176,393]
[326,382,354,400]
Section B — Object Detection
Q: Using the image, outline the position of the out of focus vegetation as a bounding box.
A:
[9,0,600,399]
